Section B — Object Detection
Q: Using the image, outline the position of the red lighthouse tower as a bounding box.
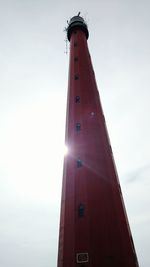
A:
[57,15,139,267]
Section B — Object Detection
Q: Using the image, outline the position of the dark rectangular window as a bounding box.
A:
[77,159,82,168]
[74,57,78,62]
[74,74,79,80]
[76,123,81,131]
[75,96,80,103]
[78,204,85,217]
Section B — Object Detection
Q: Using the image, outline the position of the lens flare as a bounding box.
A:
[64,145,68,156]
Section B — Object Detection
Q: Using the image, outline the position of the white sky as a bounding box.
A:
[0,0,150,266]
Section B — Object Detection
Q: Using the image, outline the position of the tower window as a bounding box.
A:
[106,256,113,263]
[74,57,78,62]
[74,42,77,47]
[76,123,81,131]
[75,96,80,103]
[74,74,79,80]
[77,159,82,168]
[78,204,85,217]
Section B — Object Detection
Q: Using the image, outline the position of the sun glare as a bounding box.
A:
[64,145,68,156]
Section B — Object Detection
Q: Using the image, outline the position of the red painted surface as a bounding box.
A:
[57,25,139,267]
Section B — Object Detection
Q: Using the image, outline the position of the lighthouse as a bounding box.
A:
[57,15,139,267]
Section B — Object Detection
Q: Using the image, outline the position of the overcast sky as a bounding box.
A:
[0,0,150,266]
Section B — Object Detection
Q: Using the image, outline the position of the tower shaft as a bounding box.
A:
[57,16,139,267]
